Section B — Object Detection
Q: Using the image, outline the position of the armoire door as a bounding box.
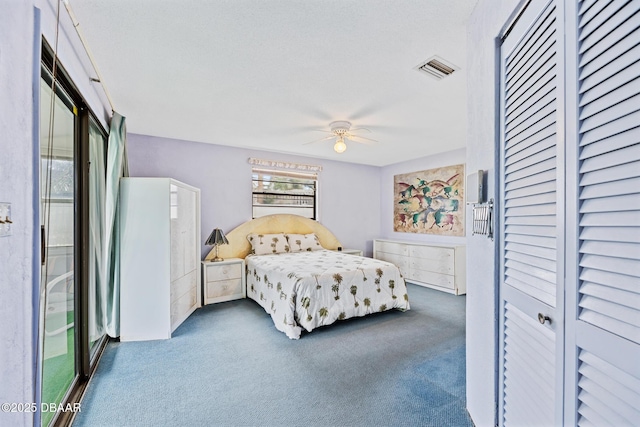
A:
[498,0,565,425]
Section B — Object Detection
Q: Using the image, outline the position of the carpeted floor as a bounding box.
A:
[73,284,472,427]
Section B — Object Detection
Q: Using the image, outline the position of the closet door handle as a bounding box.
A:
[538,313,551,325]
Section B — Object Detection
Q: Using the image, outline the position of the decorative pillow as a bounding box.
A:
[247,233,290,255]
[286,233,324,252]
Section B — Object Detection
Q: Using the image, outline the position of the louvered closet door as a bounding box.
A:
[568,1,640,425]
[499,0,564,425]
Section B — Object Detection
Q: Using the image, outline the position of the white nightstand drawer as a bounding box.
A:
[202,258,245,305]
[206,263,242,282]
[206,278,242,300]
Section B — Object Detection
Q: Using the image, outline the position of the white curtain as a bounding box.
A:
[103,112,128,337]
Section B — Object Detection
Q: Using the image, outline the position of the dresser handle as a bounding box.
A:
[538,313,551,325]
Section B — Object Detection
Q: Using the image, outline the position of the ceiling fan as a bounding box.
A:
[305,121,377,153]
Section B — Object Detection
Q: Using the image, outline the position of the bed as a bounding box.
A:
[204,214,410,339]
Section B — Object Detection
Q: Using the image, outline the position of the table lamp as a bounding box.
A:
[206,228,229,262]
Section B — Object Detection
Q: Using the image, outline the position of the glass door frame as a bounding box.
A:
[39,39,109,427]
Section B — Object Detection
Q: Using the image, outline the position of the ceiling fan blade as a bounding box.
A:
[346,133,378,143]
[296,126,330,133]
[349,127,372,133]
[298,106,333,121]
[348,102,388,121]
[303,135,336,145]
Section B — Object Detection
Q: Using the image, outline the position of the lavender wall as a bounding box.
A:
[127,134,382,258]
[379,148,467,245]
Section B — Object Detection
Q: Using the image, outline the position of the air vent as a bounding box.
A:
[415,56,458,80]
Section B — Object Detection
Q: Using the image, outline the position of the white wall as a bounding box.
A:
[465,0,522,425]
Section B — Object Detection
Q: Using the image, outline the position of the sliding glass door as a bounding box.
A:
[39,75,76,427]
[39,45,109,426]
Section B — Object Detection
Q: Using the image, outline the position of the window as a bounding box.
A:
[252,168,317,219]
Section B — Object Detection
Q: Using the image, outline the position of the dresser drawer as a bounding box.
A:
[205,262,242,282]
[376,240,409,256]
[409,245,454,262]
[409,257,454,275]
[206,278,242,300]
[377,252,410,275]
[408,268,455,289]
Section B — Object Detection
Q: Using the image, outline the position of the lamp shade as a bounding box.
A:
[205,228,229,246]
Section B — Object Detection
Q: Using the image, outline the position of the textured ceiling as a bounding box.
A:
[69,0,477,166]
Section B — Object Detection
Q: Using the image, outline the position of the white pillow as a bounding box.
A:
[286,233,324,252]
[247,233,290,255]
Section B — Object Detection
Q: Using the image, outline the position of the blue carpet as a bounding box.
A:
[73,284,472,427]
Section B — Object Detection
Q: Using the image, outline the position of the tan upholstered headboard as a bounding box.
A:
[204,214,342,260]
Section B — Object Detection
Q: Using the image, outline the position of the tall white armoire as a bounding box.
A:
[119,178,201,341]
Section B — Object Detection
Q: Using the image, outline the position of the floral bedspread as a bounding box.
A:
[245,250,410,339]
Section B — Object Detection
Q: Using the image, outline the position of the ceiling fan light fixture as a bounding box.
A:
[304,120,375,153]
[330,121,352,135]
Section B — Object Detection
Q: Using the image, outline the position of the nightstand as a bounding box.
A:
[202,258,245,305]
[338,249,363,256]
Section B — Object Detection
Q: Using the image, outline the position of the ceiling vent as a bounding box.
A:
[415,56,458,80]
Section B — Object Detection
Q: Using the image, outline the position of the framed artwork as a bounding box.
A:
[393,164,465,236]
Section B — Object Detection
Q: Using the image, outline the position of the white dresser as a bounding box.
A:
[373,239,466,295]
[119,178,201,341]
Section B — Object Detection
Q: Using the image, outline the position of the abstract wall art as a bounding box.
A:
[393,164,465,236]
